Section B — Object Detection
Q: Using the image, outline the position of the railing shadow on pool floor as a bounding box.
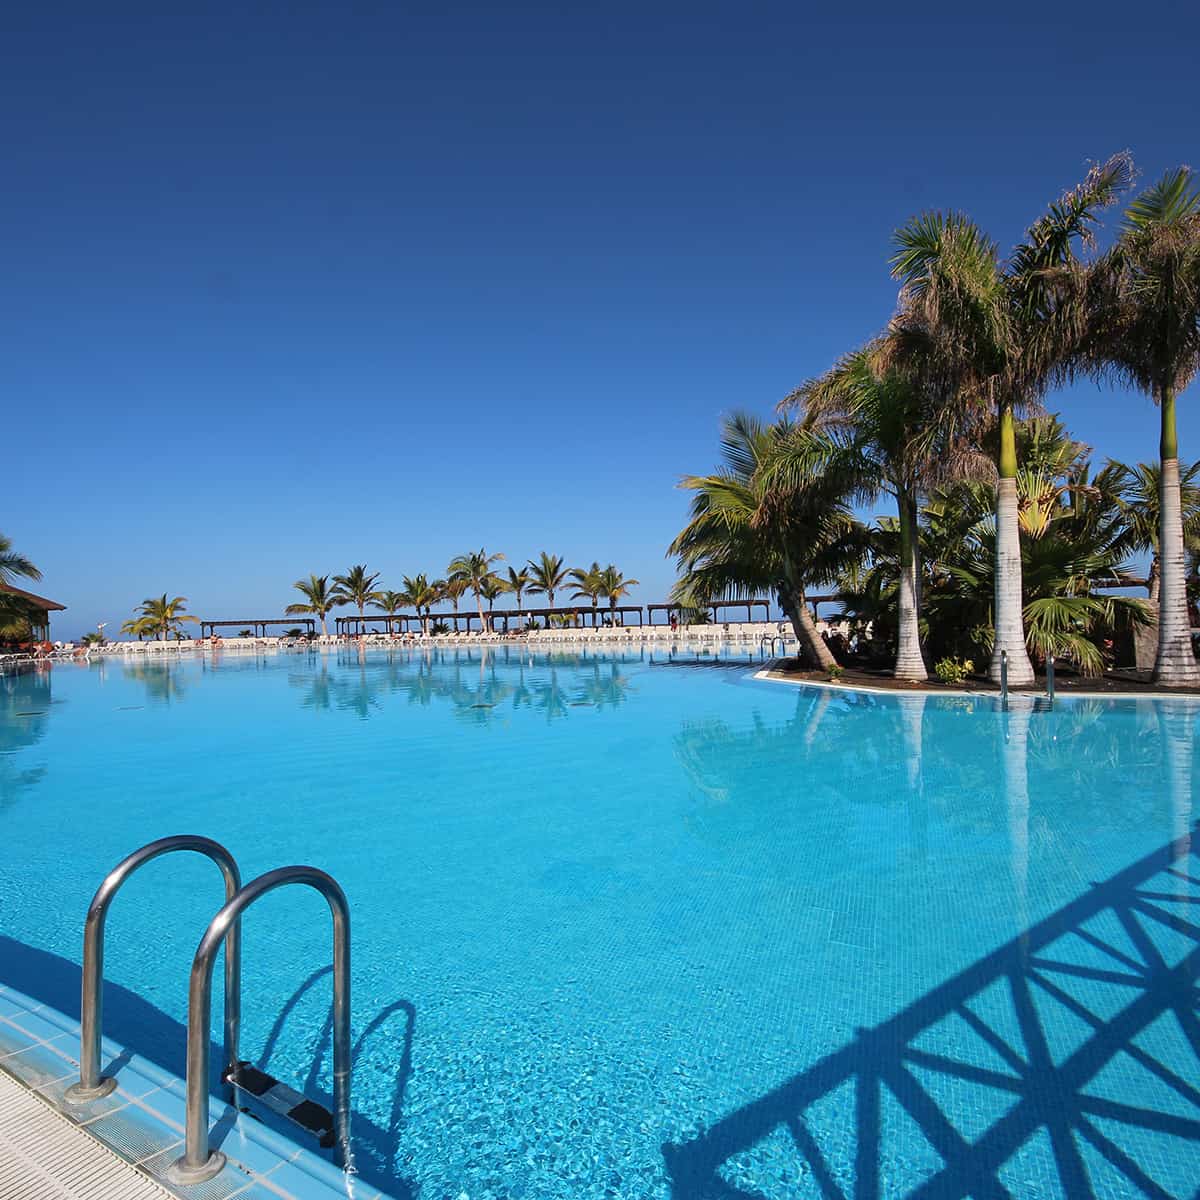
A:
[663,826,1200,1200]
[0,938,417,1198]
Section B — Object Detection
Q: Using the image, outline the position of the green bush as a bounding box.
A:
[827,664,845,682]
[934,656,974,684]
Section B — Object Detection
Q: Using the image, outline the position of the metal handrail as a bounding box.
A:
[168,866,352,1185]
[1000,649,1009,710]
[65,836,241,1104]
[1047,654,1056,704]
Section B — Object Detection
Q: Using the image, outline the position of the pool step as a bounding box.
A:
[226,1061,336,1148]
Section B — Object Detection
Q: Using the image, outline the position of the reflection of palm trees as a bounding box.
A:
[1157,700,1196,859]
[534,668,571,723]
[573,662,634,710]
[284,647,647,725]
[124,661,188,705]
[0,670,51,805]
[1002,693,1035,936]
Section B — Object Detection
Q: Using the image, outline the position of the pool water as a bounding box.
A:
[2,647,1198,1198]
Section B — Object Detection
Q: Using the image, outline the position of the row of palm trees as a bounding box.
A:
[286,552,641,636]
[672,153,1200,685]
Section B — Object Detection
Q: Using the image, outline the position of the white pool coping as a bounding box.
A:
[751,663,1200,702]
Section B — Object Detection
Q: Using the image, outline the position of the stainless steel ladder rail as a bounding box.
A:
[167,865,352,1185]
[65,835,242,1104]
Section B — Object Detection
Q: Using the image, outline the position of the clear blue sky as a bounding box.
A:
[4,1,1198,637]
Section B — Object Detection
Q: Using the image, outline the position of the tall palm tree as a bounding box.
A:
[1089,168,1200,684]
[399,574,440,637]
[373,588,407,636]
[598,564,640,624]
[133,594,198,641]
[569,562,605,626]
[786,346,983,680]
[438,577,467,628]
[890,153,1133,685]
[286,574,338,637]
[526,552,570,610]
[331,564,381,625]
[480,575,505,631]
[447,549,505,633]
[669,413,864,669]
[504,566,532,616]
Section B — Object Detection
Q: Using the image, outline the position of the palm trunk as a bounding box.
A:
[320,614,328,637]
[785,588,836,670]
[1154,384,1199,684]
[894,486,928,681]
[477,592,486,634]
[991,402,1034,686]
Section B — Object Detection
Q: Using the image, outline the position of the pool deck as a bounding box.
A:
[0,983,387,1200]
[752,661,1200,701]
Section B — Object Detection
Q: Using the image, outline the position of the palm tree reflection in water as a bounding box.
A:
[284,647,639,726]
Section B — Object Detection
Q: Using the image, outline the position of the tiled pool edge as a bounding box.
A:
[0,982,388,1200]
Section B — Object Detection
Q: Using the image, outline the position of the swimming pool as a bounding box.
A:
[2,647,1198,1197]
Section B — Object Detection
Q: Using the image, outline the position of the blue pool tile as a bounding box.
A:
[140,1141,256,1200]
[1,1006,72,1047]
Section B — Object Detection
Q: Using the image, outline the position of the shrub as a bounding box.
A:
[827,664,845,682]
[934,656,974,684]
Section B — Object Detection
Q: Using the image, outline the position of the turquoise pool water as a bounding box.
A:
[2,647,1198,1198]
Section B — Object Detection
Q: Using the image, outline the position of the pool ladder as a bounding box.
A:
[63,835,352,1185]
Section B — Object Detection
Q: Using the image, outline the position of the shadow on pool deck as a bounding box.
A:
[0,937,417,1197]
[662,825,1200,1199]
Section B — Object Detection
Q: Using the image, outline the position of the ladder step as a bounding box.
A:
[225,1062,335,1148]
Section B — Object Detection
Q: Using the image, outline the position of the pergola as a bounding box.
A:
[647,595,840,625]
[647,600,773,625]
[199,618,315,638]
[335,613,421,635]
[336,605,648,635]
[490,605,644,630]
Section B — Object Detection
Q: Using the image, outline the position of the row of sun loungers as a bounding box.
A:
[2,623,795,668]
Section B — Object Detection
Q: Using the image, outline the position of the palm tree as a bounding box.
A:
[527,552,570,611]
[786,346,984,680]
[447,549,505,633]
[133,594,198,641]
[0,533,41,587]
[0,532,43,631]
[890,153,1133,685]
[923,464,1149,674]
[331,564,381,625]
[399,574,440,637]
[669,413,864,669]
[480,575,505,630]
[120,616,154,641]
[286,574,339,637]
[504,566,533,616]
[1088,168,1200,684]
[1111,460,1200,609]
[598,564,640,624]
[373,588,407,636]
[569,562,605,626]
